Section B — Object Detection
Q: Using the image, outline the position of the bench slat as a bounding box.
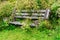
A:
[9,21,22,26]
[30,23,36,28]
[44,9,50,19]
[30,17,38,20]
[18,13,45,17]
[32,13,45,17]
[21,10,46,13]
[15,16,44,19]
[15,16,29,19]
[20,13,30,16]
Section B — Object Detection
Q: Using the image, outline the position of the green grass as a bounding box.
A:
[0,25,59,40]
[0,19,59,40]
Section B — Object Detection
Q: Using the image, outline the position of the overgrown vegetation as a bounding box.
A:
[0,0,60,40]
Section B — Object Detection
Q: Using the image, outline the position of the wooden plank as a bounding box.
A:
[44,9,50,19]
[21,10,30,13]
[9,21,22,26]
[16,13,45,16]
[15,16,39,19]
[29,17,38,20]
[15,13,20,15]
[15,15,44,20]
[15,16,29,19]
[30,16,44,20]
[20,13,30,16]
[21,10,46,13]
[37,10,46,13]
[32,13,45,17]
[30,23,36,28]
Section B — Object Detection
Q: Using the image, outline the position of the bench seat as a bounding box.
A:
[9,21,22,26]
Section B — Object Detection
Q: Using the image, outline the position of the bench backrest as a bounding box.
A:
[15,9,50,20]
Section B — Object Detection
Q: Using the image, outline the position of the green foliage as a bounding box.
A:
[38,20,52,31]
[16,0,39,10]
[8,0,16,2]
[36,0,57,9]
[0,3,14,17]
[49,2,60,25]
[0,27,58,40]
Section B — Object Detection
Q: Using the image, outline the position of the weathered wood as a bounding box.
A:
[15,9,50,19]
[30,23,36,28]
[20,13,30,16]
[21,10,46,13]
[19,13,45,17]
[19,9,50,19]
[15,16,38,19]
[30,17,38,20]
[32,13,45,17]
[15,16,29,19]
[10,9,50,26]
[30,16,44,20]
[9,21,22,26]
[15,13,20,15]
[15,16,44,20]
[44,9,50,19]
[37,10,46,13]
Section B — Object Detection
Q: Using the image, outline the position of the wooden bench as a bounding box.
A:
[9,9,50,27]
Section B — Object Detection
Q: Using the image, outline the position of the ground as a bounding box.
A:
[0,25,59,40]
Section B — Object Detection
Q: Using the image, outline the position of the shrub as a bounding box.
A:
[50,2,60,24]
[0,2,15,30]
[0,3,14,17]
[8,0,16,2]
[38,20,52,31]
[16,0,39,10]
[36,0,57,9]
